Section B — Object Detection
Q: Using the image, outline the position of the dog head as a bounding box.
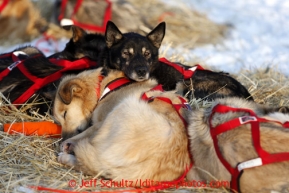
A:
[49,25,106,61]
[104,21,166,81]
[53,68,103,140]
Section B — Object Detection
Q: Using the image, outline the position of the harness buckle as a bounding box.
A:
[237,157,262,171]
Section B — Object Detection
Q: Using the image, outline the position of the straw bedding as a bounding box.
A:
[1,65,288,193]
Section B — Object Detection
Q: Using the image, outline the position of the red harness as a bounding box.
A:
[99,77,133,101]
[159,57,205,79]
[141,84,191,127]
[209,104,289,192]
[99,77,191,126]
[58,0,112,33]
[0,52,97,104]
[98,77,193,189]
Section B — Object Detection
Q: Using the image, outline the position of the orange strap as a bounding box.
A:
[3,121,61,138]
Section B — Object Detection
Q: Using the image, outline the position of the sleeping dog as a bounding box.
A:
[187,97,289,192]
[54,68,192,181]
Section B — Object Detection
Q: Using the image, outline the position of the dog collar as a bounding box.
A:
[159,57,205,79]
[99,77,132,101]
[209,104,289,192]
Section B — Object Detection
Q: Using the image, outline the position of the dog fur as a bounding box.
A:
[100,21,165,82]
[53,68,102,140]
[187,97,289,193]
[54,68,191,181]
[48,26,106,61]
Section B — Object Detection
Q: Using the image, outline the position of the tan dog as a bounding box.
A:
[54,68,191,181]
[53,68,102,140]
[187,97,289,193]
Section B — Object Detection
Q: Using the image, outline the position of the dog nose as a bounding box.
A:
[136,66,147,77]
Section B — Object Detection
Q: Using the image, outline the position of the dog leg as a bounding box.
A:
[60,139,75,153]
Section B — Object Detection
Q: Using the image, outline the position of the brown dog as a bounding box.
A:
[54,68,191,181]
[187,97,289,193]
[53,68,102,140]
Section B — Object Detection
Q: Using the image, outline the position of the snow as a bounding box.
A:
[1,0,289,75]
[0,37,68,57]
[173,0,289,75]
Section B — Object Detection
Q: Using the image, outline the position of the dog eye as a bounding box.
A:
[63,111,67,119]
[123,51,129,55]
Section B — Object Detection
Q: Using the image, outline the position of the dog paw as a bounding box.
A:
[60,140,75,153]
[58,152,76,166]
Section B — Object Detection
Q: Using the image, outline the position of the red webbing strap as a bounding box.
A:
[141,85,190,127]
[159,57,205,79]
[0,53,96,104]
[0,53,14,81]
[141,85,193,187]
[59,0,112,33]
[0,52,19,79]
[35,32,59,54]
[156,96,188,127]
[0,53,41,82]
[13,57,97,104]
[106,78,131,91]
[140,84,164,101]
[13,63,62,104]
[58,0,68,21]
[0,53,12,59]
[99,77,132,101]
[0,0,9,13]
[72,0,111,33]
[210,104,289,192]
[49,57,97,69]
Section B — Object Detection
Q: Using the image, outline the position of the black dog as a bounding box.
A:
[48,26,106,61]
[100,21,164,82]
[100,21,253,101]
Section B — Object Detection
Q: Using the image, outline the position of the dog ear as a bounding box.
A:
[147,22,166,48]
[58,79,84,105]
[105,21,123,48]
[71,26,87,42]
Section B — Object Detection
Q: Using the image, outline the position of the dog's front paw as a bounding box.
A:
[60,140,75,154]
[58,152,76,166]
